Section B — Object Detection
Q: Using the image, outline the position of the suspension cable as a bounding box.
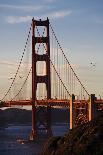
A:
[36,27,71,97]
[11,67,32,101]
[11,27,46,101]
[49,22,89,96]
[1,23,32,101]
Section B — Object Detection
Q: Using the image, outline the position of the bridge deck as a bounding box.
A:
[1,99,103,108]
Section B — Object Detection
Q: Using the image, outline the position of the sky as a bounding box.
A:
[0,0,103,99]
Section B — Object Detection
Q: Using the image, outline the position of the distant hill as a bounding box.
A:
[0,108,69,126]
[0,108,31,126]
[40,114,103,155]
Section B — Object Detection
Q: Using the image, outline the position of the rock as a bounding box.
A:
[40,114,103,155]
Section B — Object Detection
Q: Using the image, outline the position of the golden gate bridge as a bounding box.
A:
[0,18,103,140]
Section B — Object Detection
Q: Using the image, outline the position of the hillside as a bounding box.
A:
[40,114,103,155]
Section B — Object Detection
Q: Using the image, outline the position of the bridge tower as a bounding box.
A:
[30,18,51,140]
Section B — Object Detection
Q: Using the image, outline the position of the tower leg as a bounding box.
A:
[70,94,75,129]
[88,94,97,121]
[29,106,37,140]
[31,18,51,138]
[47,106,52,136]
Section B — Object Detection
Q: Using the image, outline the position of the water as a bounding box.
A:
[0,123,69,155]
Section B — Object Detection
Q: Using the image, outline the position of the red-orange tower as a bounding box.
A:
[30,18,51,140]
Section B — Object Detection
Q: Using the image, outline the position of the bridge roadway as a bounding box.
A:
[1,99,87,107]
[1,99,103,110]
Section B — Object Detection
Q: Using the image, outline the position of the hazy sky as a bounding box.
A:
[0,0,103,99]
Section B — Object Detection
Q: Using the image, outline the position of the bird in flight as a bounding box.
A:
[90,62,96,67]
[8,77,14,80]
